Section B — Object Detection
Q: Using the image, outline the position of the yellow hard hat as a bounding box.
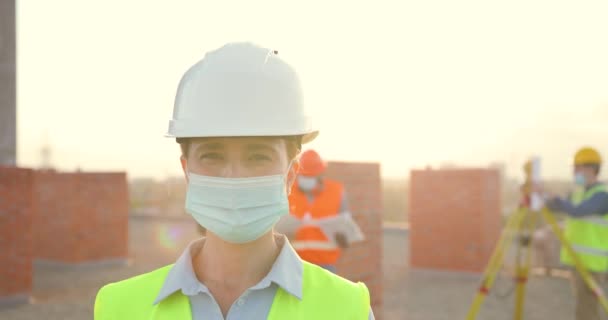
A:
[574,147,602,165]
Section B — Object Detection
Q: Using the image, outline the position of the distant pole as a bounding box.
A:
[0,0,16,166]
[40,133,52,170]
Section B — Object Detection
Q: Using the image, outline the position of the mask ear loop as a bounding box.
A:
[286,160,298,194]
[185,163,190,180]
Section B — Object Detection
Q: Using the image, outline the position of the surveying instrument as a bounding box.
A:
[465,157,608,320]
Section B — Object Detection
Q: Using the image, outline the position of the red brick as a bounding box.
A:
[0,166,34,298]
[325,161,383,319]
[409,168,502,272]
[32,171,129,263]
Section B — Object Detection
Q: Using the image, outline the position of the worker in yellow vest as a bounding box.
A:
[545,147,608,320]
[288,149,350,273]
[94,43,374,319]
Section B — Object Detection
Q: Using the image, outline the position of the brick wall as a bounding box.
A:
[409,168,501,273]
[325,161,383,319]
[33,171,129,263]
[0,166,34,301]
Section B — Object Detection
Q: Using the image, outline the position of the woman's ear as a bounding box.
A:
[286,161,299,193]
[180,156,189,183]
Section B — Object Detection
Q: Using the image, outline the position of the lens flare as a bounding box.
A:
[158,224,183,250]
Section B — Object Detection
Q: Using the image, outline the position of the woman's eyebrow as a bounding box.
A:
[196,142,224,152]
[246,144,276,152]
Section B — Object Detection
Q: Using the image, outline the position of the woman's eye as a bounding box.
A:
[200,153,223,160]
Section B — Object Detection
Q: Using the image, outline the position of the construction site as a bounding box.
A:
[3,1,608,320]
[3,160,606,320]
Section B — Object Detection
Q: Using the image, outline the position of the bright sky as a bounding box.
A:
[16,0,608,180]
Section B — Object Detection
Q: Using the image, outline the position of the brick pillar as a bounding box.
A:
[33,171,129,264]
[409,168,502,272]
[0,166,34,305]
[325,161,383,319]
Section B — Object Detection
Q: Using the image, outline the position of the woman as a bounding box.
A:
[94,42,374,319]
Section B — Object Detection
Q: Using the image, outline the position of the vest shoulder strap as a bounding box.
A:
[587,183,607,197]
[95,264,175,320]
[267,261,369,320]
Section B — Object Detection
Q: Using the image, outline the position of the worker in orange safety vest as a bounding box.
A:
[288,149,351,273]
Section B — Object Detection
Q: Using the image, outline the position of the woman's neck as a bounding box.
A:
[194,231,280,290]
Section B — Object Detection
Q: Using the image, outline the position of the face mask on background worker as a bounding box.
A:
[184,163,293,244]
[298,175,318,191]
[574,172,587,186]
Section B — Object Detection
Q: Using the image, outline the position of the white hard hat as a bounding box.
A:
[166,42,318,144]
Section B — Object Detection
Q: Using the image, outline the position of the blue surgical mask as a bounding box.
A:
[185,172,289,244]
[574,173,587,186]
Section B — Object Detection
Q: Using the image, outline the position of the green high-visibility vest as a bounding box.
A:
[560,183,608,272]
[94,261,370,320]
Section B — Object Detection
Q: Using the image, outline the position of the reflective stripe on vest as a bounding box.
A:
[94,262,370,320]
[579,215,608,227]
[572,244,608,257]
[289,179,344,265]
[292,240,339,251]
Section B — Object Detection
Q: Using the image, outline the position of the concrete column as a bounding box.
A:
[0,0,16,166]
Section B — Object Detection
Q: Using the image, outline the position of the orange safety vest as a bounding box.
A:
[289,179,344,265]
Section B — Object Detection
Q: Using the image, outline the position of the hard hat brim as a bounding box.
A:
[300,131,318,144]
[165,130,319,144]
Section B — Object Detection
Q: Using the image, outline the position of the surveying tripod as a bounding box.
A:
[465,205,608,320]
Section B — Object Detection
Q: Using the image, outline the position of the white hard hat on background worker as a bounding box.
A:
[94,42,375,320]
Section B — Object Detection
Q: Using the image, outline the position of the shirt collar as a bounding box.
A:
[153,234,303,305]
[153,239,206,305]
[256,235,303,299]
